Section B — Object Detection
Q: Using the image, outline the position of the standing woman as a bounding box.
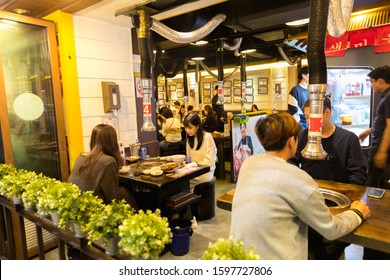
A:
[184,112,217,191]
[68,124,138,209]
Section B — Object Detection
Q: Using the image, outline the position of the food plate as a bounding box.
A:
[160,162,179,173]
[150,169,164,176]
[142,169,151,175]
[126,156,140,163]
[119,166,131,174]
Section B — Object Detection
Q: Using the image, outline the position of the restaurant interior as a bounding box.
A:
[0,0,389,260]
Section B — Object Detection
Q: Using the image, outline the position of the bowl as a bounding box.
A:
[171,154,185,163]
[126,156,140,163]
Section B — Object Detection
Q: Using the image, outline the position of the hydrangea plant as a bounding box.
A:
[86,199,134,246]
[37,181,81,215]
[201,236,260,260]
[118,209,172,260]
[22,174,55,209]
[1,169,38,199]
[0,164,16,196]
[59,191,104,233]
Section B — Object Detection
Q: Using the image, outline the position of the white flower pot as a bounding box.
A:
[73,222,85,238]
[12,196,22,205]
[105,236,120,256]
[50,212,60,227]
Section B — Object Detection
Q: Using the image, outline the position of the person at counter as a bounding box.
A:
[230,112,370,260]
[159,108,182,149]
[289,97,367,259]
[212,85,227,132]
[183,112,217,191]
[288,66,309,128]
[202,105,219,133]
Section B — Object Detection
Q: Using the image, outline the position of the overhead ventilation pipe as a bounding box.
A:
[150,14,226,44]
[240,54,247,112]
[183,59,189,110]
[135,9,156,132]
[277,45,302,65]
[216,38,224,105]
[327,0,354,37]
[301,0,330,160]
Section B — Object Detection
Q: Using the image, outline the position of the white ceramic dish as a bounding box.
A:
[150,169,164,176]
[119,166,130,174]
[171,154,185,163]
[142,169,151,175]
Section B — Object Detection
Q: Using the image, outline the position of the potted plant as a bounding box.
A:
[22,174,54,210]
[86,199,134,255]
[201,236,260,260]
[0,164,16,196]
[59,191,104,237]
[37,181,80,225]
[1,169,38,204]
[118,209,172,260]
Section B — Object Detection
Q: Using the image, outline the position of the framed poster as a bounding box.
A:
[177,91,184,98]
[246,95,254,103]
[258,86,268,94]
[203,82,211,89]
[158,93,164,99]
[158,99,165,105]
[170,84,176,91]
[246,87,253,95]
[233,96,241,103]
[224,80,232,88]
[223,88,231,96]
[204,97,211,104]
[246,79,253,87]
[158,85,164,92]
[176,82,183,89]
[233,88,241,96]
[224,96,232,103]
[258,77,268,86]
[203,89,211,97]
[233,79,240,87]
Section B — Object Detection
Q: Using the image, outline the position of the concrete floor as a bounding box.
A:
[37,174,363,260]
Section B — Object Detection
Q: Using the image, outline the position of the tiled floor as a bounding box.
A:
[37,174,363,260]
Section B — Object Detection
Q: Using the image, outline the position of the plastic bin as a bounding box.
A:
[170,219,193,256]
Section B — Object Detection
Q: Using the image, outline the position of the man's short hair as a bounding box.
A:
[368,65,390,84]
[303,96,331,113]
[298,66,309,81]
[174,101,181,106]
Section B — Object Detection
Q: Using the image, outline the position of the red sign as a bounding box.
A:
[349,28,376,48]
[325,33,349,56]
[143,103,151,117]
[374,24,390,53]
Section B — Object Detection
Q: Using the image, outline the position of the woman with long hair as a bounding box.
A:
[202,104,218,132]
[69,124,137,208]
[183,112,217,190]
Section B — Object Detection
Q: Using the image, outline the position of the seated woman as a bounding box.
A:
[68,124,138,209]
[251,104,259,112]
[159,108,182,149]
[183,112,217,191]
[202,105,218,133]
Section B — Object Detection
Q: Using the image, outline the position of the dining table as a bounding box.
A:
[119,158,210,217]
[217,179,390,254]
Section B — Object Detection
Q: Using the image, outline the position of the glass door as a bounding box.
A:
[0,11,68,180]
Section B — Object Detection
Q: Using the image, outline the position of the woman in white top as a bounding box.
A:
[159,108,182,149]
[183,112,217,191]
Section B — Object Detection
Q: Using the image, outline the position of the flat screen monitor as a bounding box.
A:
[231,113,267,182]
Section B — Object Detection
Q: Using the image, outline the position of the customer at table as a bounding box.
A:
[289,97,367,260]
[230,112,370,260]
[251,104,259,112]
[69,124,138,208]
[183,112,217,191]
[202,104,219,132]
[212,85,227,132]
[159,108,182,149]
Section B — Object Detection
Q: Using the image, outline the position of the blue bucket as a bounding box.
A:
[170,219,193,256]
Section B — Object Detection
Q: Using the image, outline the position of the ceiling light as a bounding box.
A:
[191,57,205,61]
[286,18,310,26]
[13,8,31,15]
[190,40,208,46]
[153,49,165,54]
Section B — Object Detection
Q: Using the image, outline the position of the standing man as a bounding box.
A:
[288,66,309,128]
[359,65,390,189]
[358,65,390,260]
[212,85,227,132]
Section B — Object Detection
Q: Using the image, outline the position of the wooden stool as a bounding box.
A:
[192,179,216,221]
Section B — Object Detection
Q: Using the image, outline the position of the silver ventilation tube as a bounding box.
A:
[301,0,330,160]
[327,0,354,37]
[277,45,302,65]
[150,14,226,44]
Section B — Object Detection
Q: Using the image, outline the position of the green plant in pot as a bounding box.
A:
[1,169,38,203]
[86,199,134,249]
[201,236,260,260]
[37,181,81,216]
[22,174,55,210]
[59,191,104,236]
[118,209,172,260]
[0,164,16,196]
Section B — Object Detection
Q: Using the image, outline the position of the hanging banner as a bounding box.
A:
[349,28,376,48]
[374,24,390,53]
[325,32,349,56]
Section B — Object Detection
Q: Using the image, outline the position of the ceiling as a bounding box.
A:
[1,0,389,71]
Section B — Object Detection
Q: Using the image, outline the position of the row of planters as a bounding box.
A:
[0,163,261,260]
[0,164,171,259]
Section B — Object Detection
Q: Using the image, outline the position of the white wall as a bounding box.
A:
[72,16,137,151]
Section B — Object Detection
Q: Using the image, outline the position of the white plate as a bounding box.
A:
[150,170,164,176]
[119,166,130,174]
[143,169,151,175]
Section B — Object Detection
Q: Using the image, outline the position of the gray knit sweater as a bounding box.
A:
[230,153,361,260]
